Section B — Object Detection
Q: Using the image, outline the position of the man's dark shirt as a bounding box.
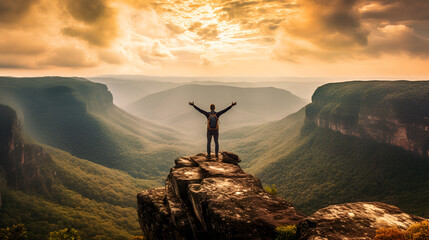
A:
[193,105,232,120]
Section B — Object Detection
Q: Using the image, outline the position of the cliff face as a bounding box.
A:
[137,153,427,239]
[137,152,306,240]
[306,81,429,158]
[0,104,54,193]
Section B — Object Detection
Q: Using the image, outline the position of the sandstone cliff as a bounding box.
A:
[0,104,54,193]
[137,152,426,239]
[306,81,429,158]
[137,152,306,239]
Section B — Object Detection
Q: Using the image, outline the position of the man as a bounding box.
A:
[189,101,237,158]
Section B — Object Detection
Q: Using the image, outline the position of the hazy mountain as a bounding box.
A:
[0,77,189,180]
[188,80,324,100]
[0,104,156,239]
[90,77,180,107]
[125,84,308,137]
[91,75,325,105]
[224,81,429,217]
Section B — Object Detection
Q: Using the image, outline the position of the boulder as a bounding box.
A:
[298,202,428,240]
[221,151,241,164]
[198,161,247,178]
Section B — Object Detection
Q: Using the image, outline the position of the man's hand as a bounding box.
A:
[231,102,237,106]
[189,101,194,106]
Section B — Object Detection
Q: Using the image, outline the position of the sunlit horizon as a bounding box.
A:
[1,0,429,79]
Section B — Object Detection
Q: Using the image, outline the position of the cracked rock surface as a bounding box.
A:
[297,202,427,240]
[137,151,306,240]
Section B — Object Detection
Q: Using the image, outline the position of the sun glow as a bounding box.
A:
[1,0,429,78]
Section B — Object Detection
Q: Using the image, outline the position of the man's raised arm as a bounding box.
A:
[217,102,237,117]
[189,101,209,117]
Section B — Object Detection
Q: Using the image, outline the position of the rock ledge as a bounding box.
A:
[137,152,306,240]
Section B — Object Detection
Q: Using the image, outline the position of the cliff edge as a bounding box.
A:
[306,81,429,158]
[137,152,426,239]
[137,152,306,239]
[0,104,54,193]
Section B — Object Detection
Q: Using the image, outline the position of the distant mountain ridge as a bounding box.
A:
[90,75,324,107]
[125,84,308,136]
[90,77,180,107]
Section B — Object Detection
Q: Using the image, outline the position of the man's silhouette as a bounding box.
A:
[189,101,237,158]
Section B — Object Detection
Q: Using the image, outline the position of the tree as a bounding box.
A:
[130,236,144,240]
[0,224,28,240]
[405,221,429,240]
[48,228,81,240]
[373,227,405,240]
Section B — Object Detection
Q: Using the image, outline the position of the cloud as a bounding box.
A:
[0,56,37,69]
[217,0,259,21]
[0,0,39,23]
[274,0,429,62]
[360,0,429,22]
[366,25,429,57]
[41,46,97,68]
[62,0,118,47]
[283,0,368,48]
[138,41,175,65]
[1,0,429,73]
[98,50,126,64]
[0,32,48,55]
[65,0,108,23]
[165,22,185,35]
[188,22,219,40]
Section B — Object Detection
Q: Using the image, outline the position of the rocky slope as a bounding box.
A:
[137,153,427,239]
[306,81,429,158]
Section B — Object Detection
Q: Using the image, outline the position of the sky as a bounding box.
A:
[1,0,429,79]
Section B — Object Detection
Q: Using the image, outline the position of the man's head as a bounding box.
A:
[210,104,215,111]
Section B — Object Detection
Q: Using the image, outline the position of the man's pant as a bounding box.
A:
[207,130,219,156]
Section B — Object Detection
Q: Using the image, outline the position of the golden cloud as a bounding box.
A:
[0,0,39,24]
[41,46,98,68]
[0,0,429,73]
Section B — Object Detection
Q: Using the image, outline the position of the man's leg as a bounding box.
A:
[214,131,219,157]
[207,131,212,156]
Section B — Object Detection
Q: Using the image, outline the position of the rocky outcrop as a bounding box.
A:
[0,104,54,192]
[298,202,427,240]
[137,152,306,240]
[306,81,429,158]
[138,153,428,239]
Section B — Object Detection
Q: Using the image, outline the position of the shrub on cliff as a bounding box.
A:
[373,227,405,240]
[405,221,429,240]
[0,224,28,240]
[275,225,297,240]
[264,184,278,195]
[48,228,81,240]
